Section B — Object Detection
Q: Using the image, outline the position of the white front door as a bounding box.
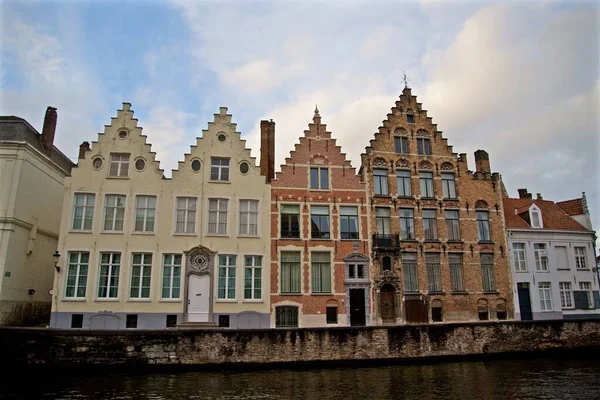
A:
[187,274,210,322]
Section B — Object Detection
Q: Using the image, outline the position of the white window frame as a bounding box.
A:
[210,157,230,181]
[217,255,236,300]
[97,252,120,299]
[134,195,156,233]
[208,198,229,235]
[72,193,95,231]
[441,173,457,199]
[103,194,126,231]
[161,254,182,300]
[538,282,552,311]
[239,199,259,236]
[529,205,543,228]
[579,282,593,308]
[244,255,262,300]
[175,197,197,234]
[373,169,389,196]
[108,153,130,177]
[512,243,527,272]
[130,253,152,299]
[396,170,412,197]
[575,247,587,270]
[559,282,573,309]
[534,243,548,272]
[419,172,434,198]
[65,251,89,299]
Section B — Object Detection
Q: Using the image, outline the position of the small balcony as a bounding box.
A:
[372,234,400,250]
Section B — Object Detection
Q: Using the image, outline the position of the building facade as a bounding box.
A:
[51,105,271,329]
[268,109,371,328]
[0,108,73,326]
[504,189,599,320]
[361,87,513,324]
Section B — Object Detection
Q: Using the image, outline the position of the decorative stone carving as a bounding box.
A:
[416,130,430,137]
[375,270,401,291]
[475,200,489,209]
[373,158,387,167]
[394,128,407,136]
[418,160,432,170]
[312,156,325,165]
[396,159,409,168]
[440,162,454,171]
[185,246,215,275]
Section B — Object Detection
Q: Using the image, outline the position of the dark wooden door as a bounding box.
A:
[380,285,396,323]
[349,289,366,326]
[405,299,428,323]
[517,283,533,321]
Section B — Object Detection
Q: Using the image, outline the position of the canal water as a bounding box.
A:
[2,356,599,399]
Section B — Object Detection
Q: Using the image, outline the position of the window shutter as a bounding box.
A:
[593,291,600,309]
[573,291,588,310]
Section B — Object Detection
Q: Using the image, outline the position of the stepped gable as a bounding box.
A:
[75,102,164,178]
[272,107,362,188]
[171,107,258,179]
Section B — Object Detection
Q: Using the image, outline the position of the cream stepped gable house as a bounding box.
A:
[51,104,271,329]
[0,107,74,326]
[504,189,599,321]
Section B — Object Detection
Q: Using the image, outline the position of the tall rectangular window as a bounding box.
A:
[402,253,418,293]
[244,256,262,300]
[449,253,465,292]
[375,207,391,234]
[534,243,548,271]
[539,282,552,311]
[426,253,442,292]
[239,200,259,236]
[210,157,230,181]
[311,206,330,239]
[311,252,331,294]
[103,194,126,231]
[396,170,412,197]
[579,282,593,308]
[340,206,359,239]
[280,204,300,238]
[281,251,301,294]
[109,153,130,177]
[476,211,491,241]
[276,306,298,327]
[441,173,456,199]
[417,138,431,155]
[559,282,573,309]
[65,252,89,298]
[423,209,437,240]
[373,169,388,195]
[218,255,236,299]
[406,114,415,124]
[394,136,409,154]
[175,197,196,234]
[208,199,228,235]
[72,193,95,230]
[512,243,527,272]
[98,252,120,298]
[575,247,587,270]
[399,208,415,240]
[134,195,156,232]
[162,254,181,299]
[531,210,541,228]
[445,210,460,241]
[130,253,151,299]
[310,167,329,189]
[481,254,495,291]
[419,172,434,197]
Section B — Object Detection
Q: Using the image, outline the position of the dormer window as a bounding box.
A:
[529,205,543,228]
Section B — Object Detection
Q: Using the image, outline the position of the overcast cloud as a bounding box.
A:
[1,0,598,249]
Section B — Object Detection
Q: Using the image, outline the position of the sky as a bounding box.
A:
[1,0,599,249]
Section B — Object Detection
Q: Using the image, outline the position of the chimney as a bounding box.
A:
[41,106,57,154]
[260,119,275,182]
[517,188,532,199]
[474,150,490,174]
[79,141,91,159]
[536,193,543,200]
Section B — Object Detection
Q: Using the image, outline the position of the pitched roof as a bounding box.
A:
[503,197,589,231]
[556,198,585,216]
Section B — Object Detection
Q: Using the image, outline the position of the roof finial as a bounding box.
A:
[402,71,410,89]
[314,104,320,117]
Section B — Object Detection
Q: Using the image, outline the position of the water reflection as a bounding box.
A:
[3,357,599,399]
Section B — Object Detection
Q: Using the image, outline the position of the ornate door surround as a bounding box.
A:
[184,245,216,323]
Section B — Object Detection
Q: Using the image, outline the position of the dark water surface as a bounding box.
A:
[3,357,600,399]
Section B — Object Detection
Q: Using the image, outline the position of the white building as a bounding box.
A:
[504,189,599,320]
[51,104,271,329]
[0,108,73,326]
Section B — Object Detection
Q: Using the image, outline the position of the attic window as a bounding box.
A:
[217,133,227,142]
[407,114,415,124]
[118,130,128,139]
[530,206,543,228]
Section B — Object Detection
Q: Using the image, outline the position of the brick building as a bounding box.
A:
[361,87,513,324]
[267,108,370,327]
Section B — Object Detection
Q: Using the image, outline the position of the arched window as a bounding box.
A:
[382,256,392,271]
[431,299,443,322]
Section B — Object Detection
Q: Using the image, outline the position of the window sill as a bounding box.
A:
[576,268,590,271]
[68,230,93,234]
[451,291,469,295]
[478,241,494,245]
[215,299,237,303]
[208,180,231,184]
[309,188,331,192]
[95,298,119,302]
[516,271,529,273]
[340,237,360,241]
[158,299,182,303]
[428,291,445,295]
[61,298,87,302]
[173,232,197,236]
[446,240,463,244]
[242,299,264,303]
[374,195,392,198]
[311,237,332,241]
[404,291,421,296]
[424,239,441,243]
[420,197,437,201]
[127,298,152,302]
[310,293,333,296]
[400,239,418,243]
[106,176,129,180]
[483,290,499,294]
[238,235,260,239]
[132,231,156,235]
[397,196,415,200]
[556,268,571,271]
[206,234,229,237]
[535,270,550,273]
[280,293,302,296]
[280,236,302,240]
[101,231,125,235]
[443,198,459,201]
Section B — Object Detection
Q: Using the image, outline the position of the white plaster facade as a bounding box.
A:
[0,117,73,325]
[508,227,599,320]
[51,105,271,329]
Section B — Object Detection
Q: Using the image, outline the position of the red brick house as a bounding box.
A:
[265,108,370,327]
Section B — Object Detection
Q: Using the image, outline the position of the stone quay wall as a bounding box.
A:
[2,320,599,368]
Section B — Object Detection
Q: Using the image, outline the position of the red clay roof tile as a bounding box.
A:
[556,198,585,216]
[503,197,588,231]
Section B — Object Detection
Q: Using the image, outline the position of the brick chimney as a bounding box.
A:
[41,106,57,154]
[474,150,490,173]
[79,141,91,159]
[260,119,275,182]
[536,193,543,200]
[517,188,532,199]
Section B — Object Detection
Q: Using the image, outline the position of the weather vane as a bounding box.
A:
[402,71,410,88]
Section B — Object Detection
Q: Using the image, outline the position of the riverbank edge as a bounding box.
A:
[3,319,600,370]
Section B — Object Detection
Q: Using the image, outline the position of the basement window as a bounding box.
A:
[431,306,443,322]
[326,306,338,324]
[126,314,138,329]
[219,315,230,328]
[71,314,83,329]
[166,315,177,328]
